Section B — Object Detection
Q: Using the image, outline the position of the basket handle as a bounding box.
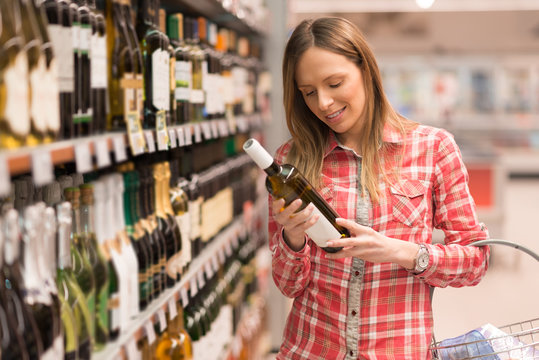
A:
[468,239,539,262]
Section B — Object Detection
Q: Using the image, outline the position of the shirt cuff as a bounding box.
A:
[278,228,310,261]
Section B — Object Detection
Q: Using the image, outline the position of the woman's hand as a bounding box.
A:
[271,198,319,252]
[325,218,418,269]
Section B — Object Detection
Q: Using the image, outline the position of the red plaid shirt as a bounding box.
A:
[268,124,490,360]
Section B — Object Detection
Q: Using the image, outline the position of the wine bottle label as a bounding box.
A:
[152,49,170,110]
[304,206,342,248]
[72,23,80,51]
[41,348,57,360]
[4,52,30,136]
[61,26,75,92]
[189,198,202,240]
[156,110,169,151]
[30,55,49,133]
[190,89,205,104]
[108,292,121,331]
[45,58,61,132]
[166,253,178,279]
[174,60,190,101]
[175,213,191,266]
[79,24,91,55]
[53,334,65,360]
[91,35,107,89]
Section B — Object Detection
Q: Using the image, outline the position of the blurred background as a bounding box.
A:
[264,0,539,352]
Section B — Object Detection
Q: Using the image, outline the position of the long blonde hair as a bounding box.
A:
[282,17,414,202]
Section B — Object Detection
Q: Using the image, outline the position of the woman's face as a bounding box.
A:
[295,46,367,145]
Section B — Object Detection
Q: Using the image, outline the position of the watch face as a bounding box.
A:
[418,252,429,269]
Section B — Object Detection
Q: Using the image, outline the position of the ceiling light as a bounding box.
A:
[416,0,435,9]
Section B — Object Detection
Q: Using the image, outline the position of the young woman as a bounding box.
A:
[268,17,490,359]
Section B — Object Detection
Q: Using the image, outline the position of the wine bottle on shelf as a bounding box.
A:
[154,302,193,360]
[121,168,151,310]
[161,161,183,280]
[185,17,205,123]
[1,209,45,359]
[43,184,80,360]
[108,173,140,320]
[89,0,107,133]
[68,0,83,136]
[56,201,93,359]
[121,0,145,126]
[153,162,180,288]
[243,138,347,253]
[22,205,64,360]
[167,13,191,125]
[79,184,110,350]
[16,0,49,145]
[32,0,61,142]
[0,217,30,360]
[169,158,192,274]
[42,0,74,141]
[91,179,121,341]
[64,187,97,350]
[0,0,30,149]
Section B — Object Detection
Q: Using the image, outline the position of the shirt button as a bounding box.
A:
[351,310,357,316]
[349,350,354,356]
[355,271,360,276]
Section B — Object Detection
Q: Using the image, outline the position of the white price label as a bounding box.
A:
[145,131,156,153]
[176,127,185,147]
[197,270,206,289]
[75,142,92,174]
[184,126,192,146]
[95,138,111,168]
[204,262,213,279]
[180,287,189,307]
[218,247,226,264]
[113,135,127,162]
[168,128,177,148]
[211,255,220,273]
[157,130,169,151]
[168,298,178,320]
[218,119,229,137]
[211,120,220,138]
[0,157,10,197]
[201,122,212,140]
[193,124,202,143]
[32,151,54,186]
[157,308,167,333]
[125,337,140,360]
[189,277,198,297]
[144,321,157,345]
[225,241,233,257]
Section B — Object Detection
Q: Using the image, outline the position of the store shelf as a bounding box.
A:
[92,216,249,360]
[0,115,261,188]
[160,0,268,36]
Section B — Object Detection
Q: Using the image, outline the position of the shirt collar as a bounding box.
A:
[323,123,404,158]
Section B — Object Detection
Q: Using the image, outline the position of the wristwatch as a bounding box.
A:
[413,244,429,273]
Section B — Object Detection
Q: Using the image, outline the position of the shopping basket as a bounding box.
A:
[430,239,539,360]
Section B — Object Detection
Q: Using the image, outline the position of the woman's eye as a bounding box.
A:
[305,90,315,96]
[330,81,342,88]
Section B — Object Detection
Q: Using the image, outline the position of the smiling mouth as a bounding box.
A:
[327,107,345,120]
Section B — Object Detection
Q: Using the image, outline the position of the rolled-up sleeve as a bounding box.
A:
[422,130,490,287]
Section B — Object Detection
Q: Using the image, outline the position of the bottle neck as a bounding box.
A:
[57,203,73,270]
[264,162,281,176]
[153,164,167,219]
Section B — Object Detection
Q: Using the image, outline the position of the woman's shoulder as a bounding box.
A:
[274,138,294,162]
[409,123,456,143]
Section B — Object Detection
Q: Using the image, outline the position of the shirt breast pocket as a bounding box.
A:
[390,179,429,227]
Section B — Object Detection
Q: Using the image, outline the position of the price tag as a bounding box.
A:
[180,287,189,307]
[157,308,167,333]
[197,269,206,289]
[176,127,185,147]
[218,119,229,137]
[32,151,54,186]
[125,337,140,360]
[184,125,193,146]
[218,247,226,265]
[95,138,111,168]
[145,131,156,153]
[189,277,198,297]
[113,135,127,162]
[193,123,202,143]
[204,261,214,279]
[211,255,220,273]
[0,156,10,197]
[168,298,178,320]
[75,142,93,174]
[211,120,220,138]
[201,122,212,140]
[168,128,177,148]
[157,130,169,151]
[225,241,233,257]
[144,321,157,345]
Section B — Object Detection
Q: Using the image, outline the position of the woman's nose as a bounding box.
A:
[318,90,334,111]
